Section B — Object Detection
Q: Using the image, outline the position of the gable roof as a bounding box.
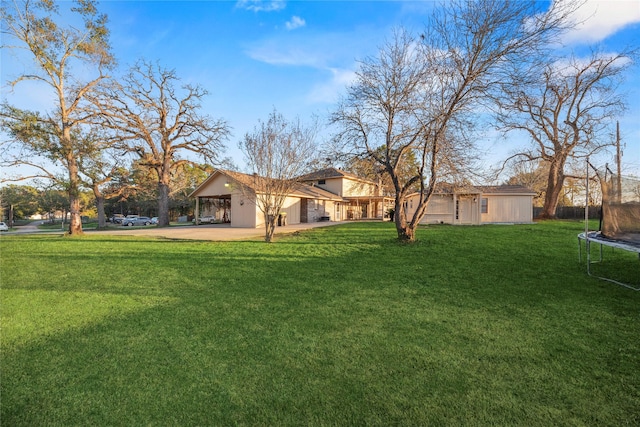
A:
[190,169,347,201]
[478,185,537,195]
[409,183,536,198]
[298,167,377,186]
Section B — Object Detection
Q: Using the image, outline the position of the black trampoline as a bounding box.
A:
[578,168,640,291]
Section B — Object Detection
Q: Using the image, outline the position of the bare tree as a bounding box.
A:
[89,60,230,226]
[0,0,114,235]
[332,0,576,242]
[239,109,319,242]
[496,50,634,218]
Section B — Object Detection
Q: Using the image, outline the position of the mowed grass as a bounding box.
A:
[1,221,638,426]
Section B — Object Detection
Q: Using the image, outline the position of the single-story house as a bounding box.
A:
[405,184,537,225]
[190,168,535,228]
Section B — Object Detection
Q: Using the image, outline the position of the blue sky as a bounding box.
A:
[2,0,640,180]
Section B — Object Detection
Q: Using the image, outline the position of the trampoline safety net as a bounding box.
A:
[600,173,640,244]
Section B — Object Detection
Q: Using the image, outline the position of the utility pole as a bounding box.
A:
[616,121,622,203]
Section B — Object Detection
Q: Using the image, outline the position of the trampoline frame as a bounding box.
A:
[577,159,640,291]
[578,231,640,291]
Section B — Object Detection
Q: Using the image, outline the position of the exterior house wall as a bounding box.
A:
[342,178,377,197]
[421,194,455,224]
[252,195,302,228]
[315,177,376,197]
[481,194,534,223]
[305,198,335,222]
[318,178,343,196]
[198,173,231,195]
[232,193,257,228]
[407,193,480,225]
[280,196,301,225]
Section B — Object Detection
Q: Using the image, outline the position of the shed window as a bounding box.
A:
[318,179,326,185]
[481,198,488,214]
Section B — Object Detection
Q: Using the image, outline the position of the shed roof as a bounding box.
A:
[478,185,537,195]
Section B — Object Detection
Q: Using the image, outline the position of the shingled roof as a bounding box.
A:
[477,185,536,195]
[191,169,346,201]
[297,167,377,185]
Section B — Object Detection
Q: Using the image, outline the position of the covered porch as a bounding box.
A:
[344,196,395,220]
[194,195,231,224]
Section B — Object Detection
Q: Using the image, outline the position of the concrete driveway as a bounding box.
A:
[87,221,345,241]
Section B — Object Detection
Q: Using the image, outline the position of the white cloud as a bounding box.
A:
[561,0,640,44]
[245,39,323,67]
[236,0,286,13]
[551,51,632,76]
[307,68,357,104]
[285,16,306,31]
[244,28,379,69]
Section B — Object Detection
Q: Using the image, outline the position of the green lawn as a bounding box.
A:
[1,221,638,426]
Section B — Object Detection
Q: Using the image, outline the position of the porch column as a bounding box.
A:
[195,197,200,223]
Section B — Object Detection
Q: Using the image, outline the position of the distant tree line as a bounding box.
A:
[0,163,210,225]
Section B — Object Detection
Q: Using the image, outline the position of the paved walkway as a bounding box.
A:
[4,221,346,241]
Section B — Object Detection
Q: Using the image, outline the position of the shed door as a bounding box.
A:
[457,198,474,224]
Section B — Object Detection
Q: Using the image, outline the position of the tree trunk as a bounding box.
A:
[539,159,566,219]
[264,214,276,243]
[96,195,106,229]
[67,158,84,235]
[396,224,416,242]
[67,193,83,235]
[393,197,416,243]
[157,181,171,227]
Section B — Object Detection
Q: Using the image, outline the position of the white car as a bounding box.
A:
[196,215,215,224]
[0,222,9,232]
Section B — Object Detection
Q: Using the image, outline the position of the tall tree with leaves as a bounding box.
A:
[239,109,319,242]
[78,133,127,228]
[496,50,634,218]
[0,184,40,225]
[332,0,577,242]
[89,60,230,227]
[0,0,114,235]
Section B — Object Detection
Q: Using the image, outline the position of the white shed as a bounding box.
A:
[477,185,536,224]
[407,184,536,225]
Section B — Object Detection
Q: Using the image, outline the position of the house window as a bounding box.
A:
[318,179,326,185]
[481,198,488,214]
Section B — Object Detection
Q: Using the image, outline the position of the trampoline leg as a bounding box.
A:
[578,237,582,263]
[599,243,603,262]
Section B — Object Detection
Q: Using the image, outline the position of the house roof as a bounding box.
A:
[289,184,347,201]
[408,183,536,198]
[190,169,347,201]
[298,167,377,186]
[477,185,537,195]
[431,183,482,194]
